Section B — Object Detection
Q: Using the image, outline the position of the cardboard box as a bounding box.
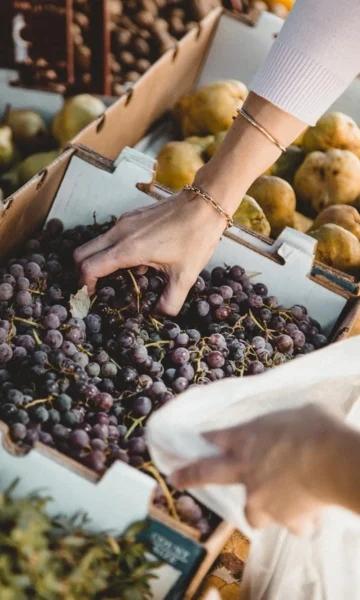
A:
[0,145,359,598]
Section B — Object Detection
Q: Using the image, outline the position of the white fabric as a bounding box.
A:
[147,336,360,600]
[251,0,360,124]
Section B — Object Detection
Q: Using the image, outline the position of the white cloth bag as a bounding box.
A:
[147,337,360,600]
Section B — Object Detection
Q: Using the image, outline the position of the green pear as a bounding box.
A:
[5,109,49,153]
[52,94,106,146]
[0,126,16,173]
[0,165,20,196]
[18,150,58,186]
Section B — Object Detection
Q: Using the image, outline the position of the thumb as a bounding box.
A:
[156,271,194,316]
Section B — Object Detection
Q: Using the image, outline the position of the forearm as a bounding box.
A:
[194,92,306,214]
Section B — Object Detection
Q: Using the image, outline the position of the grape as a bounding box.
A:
[62,341,77,357]
[132,345,148,364]
[2,274,15,286]
[206,351,225,368]
[0,283,13,301]
[252,336,266,351]
[229,265,244,281]
[65,327,82,344]
[0,320,10,331]
[219,285,233,300]
[171,347,190,366]
[25,261,42,280]
[10,264,24,278]
[293,330,306,349]
[98,286,116,302]
[0,343,13,364]
[69,429,90,449]
[172,377,188,393]
[45,329,63,349]
[39,431,54,445]
[290,305,307,320]
[133,396,152,417]
[85,313,102,333]
[33,300,42,318]
[312,333,327,348]
[118,331,135,349]
[208,293,223,307]
[211,266,226,285]
[29,253,46,268]
[163,322,180,340]
[85,450,106,472]
[101,361,118,378]
[214,305,231,321]
[259,307,272,323]
[48,408,61,424]
[270,316,286,331]
[209,368,224,380]
[95,392,113,411]
[175,495,202,523]
[16,409,30,425]
[7,389,24,405]
[302,342,315,353]
[196,300,210,318]
[247,361,265,375]
[87,362,101,377]
[49,304,68,322]
[208,333,226,349]
[33,406,49,423]
[175,332,189,347]
[52,424,70,440]
[62,410,80,427]
[149,381,167,399]
[91,438,107,451]
[275,334,294,354]
[128,437,147,455]
[43,313,60,329]
[17,276,30,291]
[47,285,63,301]
[12,346,27,361]
[54,394,72,412]
[46,218,64,236]
[129,455,144,468]
[177,363,195,381]
[264,295,279,309]
[253,283,268,297]
[248,294,263,309]
[10,423,27,441]
[187,329,201,344]
[73,352,89,368]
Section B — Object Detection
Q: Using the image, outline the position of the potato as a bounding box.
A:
[174,80,248,137]
[156,140,204,190]
[233,195,271,236]
[247,175,296,237]
[310,205,360,240]
[302,112,360,158]
[310,223,360,274]
[294,149,360,214]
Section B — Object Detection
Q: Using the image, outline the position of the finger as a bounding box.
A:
[245,503,272,529]
[79,245,142,295]
[203,424,251,450]
[156,271,195,316]
[169,454,240,488]
[73,231,114,265]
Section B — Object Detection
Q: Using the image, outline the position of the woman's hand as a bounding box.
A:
[170,405,346,534]
[73,189,226,315]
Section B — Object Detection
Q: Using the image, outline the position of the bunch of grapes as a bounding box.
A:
[0,217,328,537]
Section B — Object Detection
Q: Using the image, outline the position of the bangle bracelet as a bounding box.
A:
[183,184,234,229]
[237,107,287,153]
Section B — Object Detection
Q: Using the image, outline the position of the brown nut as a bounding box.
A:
[75,45,91,71]
[132,37,151,57]
[140,0,159,16]
[119,51,136,67]
[112,82,125,96]
[135,10,155,28]
[74,11,90,31]
[170,16,186,37]
[136,58,151,73]
[126,71,141,83]
[116,28,132,47]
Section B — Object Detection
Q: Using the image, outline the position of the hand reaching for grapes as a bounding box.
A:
[170,405,349,534]
[74,190,226,316]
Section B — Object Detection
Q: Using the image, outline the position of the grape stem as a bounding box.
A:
[32,328,42,346]
[127,270,141,313]
[25,396,53,408]
[124,416,146,440]
[144,340,172,348]
[142,462,180,521]
[13,317,43,328]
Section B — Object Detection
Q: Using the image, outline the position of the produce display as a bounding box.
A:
[223,0,294,19]
[0,94,105,200]
[0,216,328,538]
[0,485,157,599]
[156,81,360,276]
[108,0,221,96]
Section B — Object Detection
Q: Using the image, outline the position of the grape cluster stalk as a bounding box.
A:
[0,218,328,537]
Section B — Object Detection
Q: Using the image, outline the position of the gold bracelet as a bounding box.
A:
[237,107,287,153]
[183,184,234,228]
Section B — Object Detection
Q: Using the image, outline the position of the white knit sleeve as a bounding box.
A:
[250,0,360,124]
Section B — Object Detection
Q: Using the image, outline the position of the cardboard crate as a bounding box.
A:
[0,145,359,598]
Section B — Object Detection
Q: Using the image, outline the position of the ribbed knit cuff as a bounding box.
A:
[250,40,348,125]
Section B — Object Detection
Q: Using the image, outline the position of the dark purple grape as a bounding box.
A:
[196,300,210,318]
[275,334,294,354]
[17,276,30,291]
[62,410,80,427]
[247,361,265,375]
[101,361,118,378]
[86,362,101,377]
[85,313,102,333]
[133,396,152,417]
[253,283,268,297]
[10,422,27,441]
[214,305,231,321]
[211,266,226,285]
[175,495,202,523]
[98,286,116,302]
[312,333,327,348]
[132,345,148,364]
[149,381,167,399]
[54,394,72,412]
[290,305,307,320]
[259,308,272,323]
[175,332,189,347]
[7,389,24,405]
[0,343,13,364]
[46,218,64,236]
[163,322,181,340]
[33,406,49,423]
[302,342,315,353]
[44,329,63,349]
[172,377,188,393]
[91,438,107,451]
[65,327,82,344]
[248,294,263,309]
[177,363,195,381]
[12,346,27,361]
[0,283,13,301]
[208,293,223,307]
[208,333,226,349]
[219,285,233,300]
[229,265,245,282]
[85,450,106,472]
[52,424,70,440]
[187,329,201,344]
[95,392,113,411]
[293,330,306,349]
[270,316,286,331]
[48,408,61,424]
[171,347,190,366]
[206,351,225,368]
[43,313,60,329]
[47,285,63,302]
[69,429,90,449]
[49,304,68,322]
[16,409,30,425]
[128,436,147,455]
[73,352,89,369]
[24,261,42,281]
[62,341,77,357]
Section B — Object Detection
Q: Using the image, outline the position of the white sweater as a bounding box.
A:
[251,0,360,124]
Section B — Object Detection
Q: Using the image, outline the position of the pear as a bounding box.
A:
[5,109,48,153]
[247,175,296,237]
[156,141,205,190]
[269,145,305,183]
[233,195,271,236]
[310,223,360,274]
[52,94,106,146]
[18,150,58,186]
[0,166,20,196]
[0,126,16,173]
